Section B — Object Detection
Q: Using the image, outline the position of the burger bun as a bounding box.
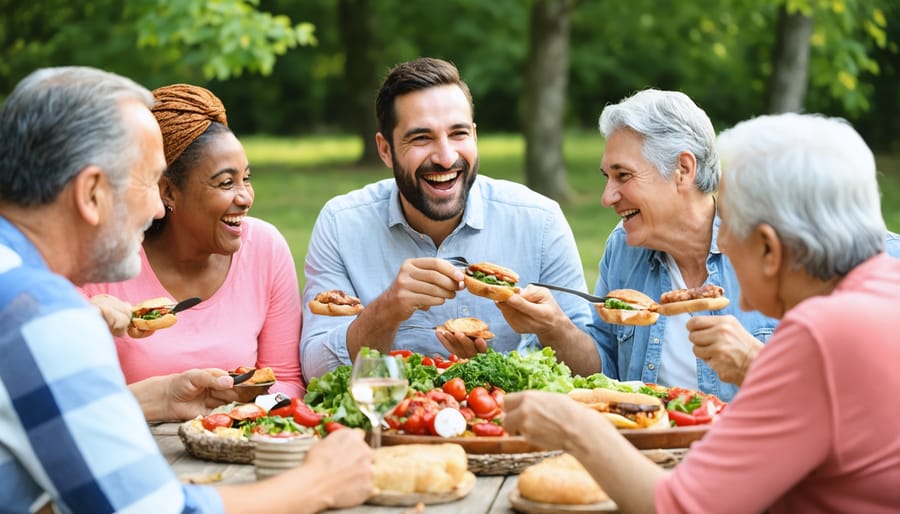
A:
[651,296,730,316]
[308,300,364,316]
[438,317,495,341]
[131,297,177,331]
[594,289,659,326]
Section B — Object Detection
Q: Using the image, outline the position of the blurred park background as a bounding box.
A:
[3,0,898,288]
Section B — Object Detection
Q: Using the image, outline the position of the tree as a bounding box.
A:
[522,0,574,201]
[337,0,381,165]
[133,0,316,80]
[767,5,814,112]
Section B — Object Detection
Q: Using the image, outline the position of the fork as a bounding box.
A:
[445,256,470,266]
[531,282,610,303]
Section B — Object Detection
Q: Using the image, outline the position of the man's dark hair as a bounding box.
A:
[375,57,474,146]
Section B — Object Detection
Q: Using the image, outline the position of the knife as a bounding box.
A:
[171,296,202,313]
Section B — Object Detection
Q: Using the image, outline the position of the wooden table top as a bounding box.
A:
[151,422,521,514]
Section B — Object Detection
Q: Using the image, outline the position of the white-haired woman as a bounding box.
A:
[504,113,900,513]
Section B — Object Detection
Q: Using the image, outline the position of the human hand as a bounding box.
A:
[89,294,156,338]
[504,390,613,452]
[303,429,374,508]
[495,284,567,339]
[164,368,238,421]
[687,315,763,386]
[382,258,465,320]
[434,329,489,358]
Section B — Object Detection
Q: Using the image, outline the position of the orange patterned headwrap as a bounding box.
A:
[151,84,228,167]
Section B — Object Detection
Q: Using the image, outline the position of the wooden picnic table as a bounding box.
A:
[151,422,523,514]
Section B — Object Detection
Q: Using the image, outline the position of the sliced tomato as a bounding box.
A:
[458,406,476,422]
[324,421,347,433]
[201,412,233,431]
[228,403,267,421]
[290,399,323,427]
[668,409,698,427]
[426,389,460,409]
[392,397,412,417]
[436,360,455,369]
[389,349,413,359]
[421,356,435,366]
[472,422,505,437]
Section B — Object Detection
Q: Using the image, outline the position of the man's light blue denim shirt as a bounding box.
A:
[301,175,592,380]
[587,216,778,402]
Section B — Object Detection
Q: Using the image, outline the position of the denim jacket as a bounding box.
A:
[587,217,777,402]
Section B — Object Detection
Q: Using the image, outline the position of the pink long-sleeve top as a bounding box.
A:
[82,217,304,398]
[655,253,900,513]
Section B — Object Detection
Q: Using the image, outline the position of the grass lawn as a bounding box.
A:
[244,133,900,291]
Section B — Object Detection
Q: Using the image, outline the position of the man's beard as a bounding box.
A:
[82,198,149,284]
[394,155,479,222]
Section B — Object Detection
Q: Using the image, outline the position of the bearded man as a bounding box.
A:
[301,57,595,379]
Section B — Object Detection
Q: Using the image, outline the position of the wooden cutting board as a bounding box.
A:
[380,432,543,454]
[366,471,477,506]
[381,425,709,453]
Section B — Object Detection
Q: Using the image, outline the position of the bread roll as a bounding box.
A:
[373,443,467,494]
[518,453,609,505]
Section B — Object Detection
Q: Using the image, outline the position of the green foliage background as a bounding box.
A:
[1,0,897,148]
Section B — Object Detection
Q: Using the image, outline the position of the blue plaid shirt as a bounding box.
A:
[0,216,223,514]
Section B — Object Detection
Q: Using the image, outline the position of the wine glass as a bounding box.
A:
[350,355,408,448]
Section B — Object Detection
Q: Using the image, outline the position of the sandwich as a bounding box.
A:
[309,289,364,316]
[568,387,669,429]
[131,297,178,331]
[463,262,520,302]
[595,289,659,326]
[651,284,729,316]
[437,317,495,341]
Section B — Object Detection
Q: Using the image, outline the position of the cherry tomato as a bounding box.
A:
[403,413,427,435]
[201,413,233,431]
[467,387,500,419]
[490,387,505,408]
[472,422,505,437]
[423,411,438,435]
[448,353,460,362]
[442,377,468,402]
[324,421,347,433]
[421,356,435,366]
[389,349,413,359]
[667,409,698,427]
[385,417,402,430]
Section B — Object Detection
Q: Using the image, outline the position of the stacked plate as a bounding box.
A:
[252,434,318,481]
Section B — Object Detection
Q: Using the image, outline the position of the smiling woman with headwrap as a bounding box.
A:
[82,84,305,401]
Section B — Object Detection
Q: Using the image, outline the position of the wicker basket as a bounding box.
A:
[467,450,562,475]
[177,420,255,464]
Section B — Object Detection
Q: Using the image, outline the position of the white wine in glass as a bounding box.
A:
[350,355,408,448]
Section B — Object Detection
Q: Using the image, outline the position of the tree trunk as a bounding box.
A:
[523,0,573,201]
[767,5,814,113]
[338,0,381,165]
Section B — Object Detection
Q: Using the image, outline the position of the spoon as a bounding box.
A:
[171,296,201,313]
[531,282,610,304]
